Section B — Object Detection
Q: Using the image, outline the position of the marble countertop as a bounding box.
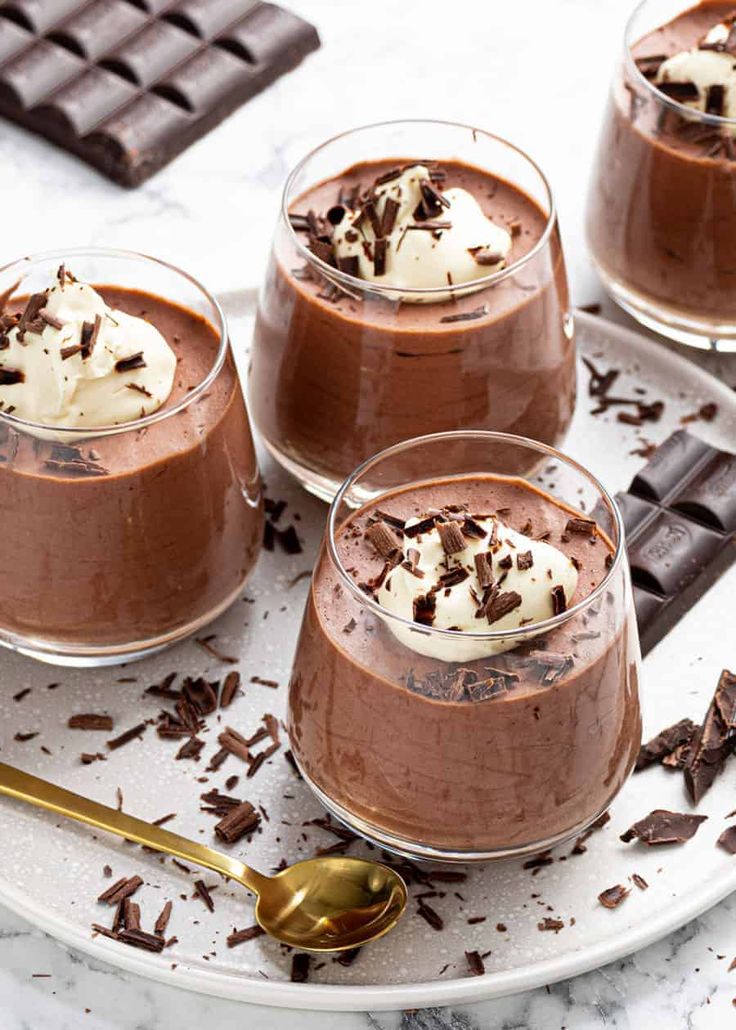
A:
[1,0,736,1026]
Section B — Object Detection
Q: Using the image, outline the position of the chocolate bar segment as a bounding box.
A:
[618,430,736,655]
[0,1,319,186]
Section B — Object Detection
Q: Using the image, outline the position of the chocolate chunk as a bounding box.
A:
[469,247,503,266]
[38,308,64,330]
[215,801,260,844]
[598,885,630,909]
[0,367,24,385]
[632,873,648,890]
[461,516,487,540]
[117,928,165,953]
[465,950,485,976]
[538,917,564,933]
[565,517,596,536]
[373,238,387,276]
[106,723,146,751]
[635,54,666,78]
[436,520,467,554]
[365,520,402,559]
[193,880,215,912]
[0,4,319,188]
[635,718,698,771]
[516,551,533,571]
[706,84,726,116]
[438,567,469,588]
[550,585,567,615]
[98,876,143,906]
[486,590,522,625]
[115,352,146,373]
[718,826,736,854]
[474,552,495,589]
[381,197,400,236]
[291,953,310,982]
[685,670,736,804]
[620,809,708,845]
[417,899,443,930]
[220,671,241,708]
[658,81,699,101]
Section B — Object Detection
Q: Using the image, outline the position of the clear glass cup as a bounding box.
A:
[0,248,263,667]
[287,431,641,862]
[586,0,736,351]
[249,119,575,501]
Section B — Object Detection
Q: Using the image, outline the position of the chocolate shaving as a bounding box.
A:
[16,293,47,340]
[632,873,649,890]
[461,516,487,540]
[635,54,666,78]
[373,237,387,276]
[468,247,503,266]
[106,723,146,751]
[154,901,173,936]
[706,83,726,116]
[365,520,402,558]
[551,585,567,616]
[565,517,596,535]
[98,876,143,906]
[538,917,564,933]
[413,591,437,626]
[115,352,146,373]
[437,520,467,554]
[227,925,265,947]
[485,590,522,625]
[80,314,102,358]
[516,551,533,570]
[718,826,736,854]
[474,552,495,589]
[417,899,443,931]
[438,567,469,588]
[117,928,165,953]
[220,671,241,708]
[381,197,400,236]
[658,81,699,101]
[465,950,485,976]
[38,307,64,330]
[69,714,114,731]
[193,879,215,912]
[0,367,24,385]
[215,801,261,844]
[403,515,436,538]
[620,809,708,845]
[598,885,630,909]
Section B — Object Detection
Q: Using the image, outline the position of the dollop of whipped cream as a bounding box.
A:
[0,271,177,430]
[369,511,579,662]
[655,18,736,119]
[331,164,512,302]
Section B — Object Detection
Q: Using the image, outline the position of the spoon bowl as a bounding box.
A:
[255,855,408,950]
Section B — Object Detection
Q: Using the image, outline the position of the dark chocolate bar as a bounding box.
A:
[617,430,736,655]
[0,1,319,186]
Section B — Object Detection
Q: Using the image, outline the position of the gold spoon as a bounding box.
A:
[0,760,407,951]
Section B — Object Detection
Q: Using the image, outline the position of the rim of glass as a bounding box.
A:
[326,430,626,642]
[624,0,736,126]
[281,118,558,299]
[0,246,229,436]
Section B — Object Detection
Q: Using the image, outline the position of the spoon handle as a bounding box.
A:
[0,760,269,894]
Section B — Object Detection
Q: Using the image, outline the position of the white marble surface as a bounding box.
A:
[1,0,736,1027]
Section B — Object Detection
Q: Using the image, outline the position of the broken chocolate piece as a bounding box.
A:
[635,717,698,771]
[598,884,630,909]
[685,670,736,804]
[620,809,707,845]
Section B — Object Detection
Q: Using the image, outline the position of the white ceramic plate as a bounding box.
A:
[0,311,734,1012]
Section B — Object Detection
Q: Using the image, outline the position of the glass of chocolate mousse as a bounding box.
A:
[288,431,641,862]
[587,0,736,351]
[0,249,263,666]
[250,120,575,501]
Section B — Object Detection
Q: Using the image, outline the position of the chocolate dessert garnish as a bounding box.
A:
[115,352,147,373]
[16,293,47,341]
[106,722,146,751]
[404,515,437,539]
[550,585,567,615]
[516,551,533,570]
[538,917,564,933]
[227,925,266,947]
[381,197,401,237]
[469,248,504,266]
[417,899,444,930]
[439,305,487,324]
[718,827,736,854]
[474,552,495,589]
[565,517,596,535]
[497,555,513,571]
[220,671,241,708]
[620,809,708,845]
[658,81,700,102]
[68,714,114,731]
[437,520,467,554]
[60,345,83,361]
[461,516,487,540]
[193,880,215,912]
[635,717,698,771]
[127,382,153,398]
[80,315,102,359]
[337,255,360,277]
[465,950,485,976]
[632,873,648,890]
[98,875,143,906]
[291,953,311,982]
[373,238,388,276]
[635,54,667,78]
[684,670,736,804]
[485,590,522,625]
[706,84,726,116]
[438,567,470,588]
[0,367,24,385]
[598,884,630,909]
[38,308,64,331]
[154,901,172,937]
[365,520,402,559]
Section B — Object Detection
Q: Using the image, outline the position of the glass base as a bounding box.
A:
[595,261,736,353]
[301,765,614,864]
[0,578,249,668]
[260,435,346,504]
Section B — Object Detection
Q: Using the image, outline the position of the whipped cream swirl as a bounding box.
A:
[655,18,736,120]
[369,511,579,662]
[0,272,176,431]
[331,164,512,301]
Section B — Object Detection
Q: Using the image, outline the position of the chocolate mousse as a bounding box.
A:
[0,266,263,660]
[289,476,640,856]
[250,157,573,494]
[587,1,736,334]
